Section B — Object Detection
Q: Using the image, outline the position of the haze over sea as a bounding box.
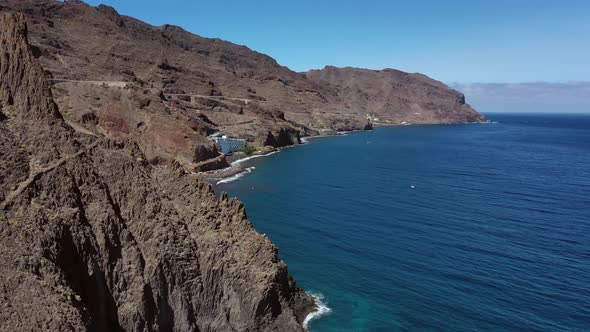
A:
[218,114,590,331]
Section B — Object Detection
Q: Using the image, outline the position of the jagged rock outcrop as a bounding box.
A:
[96,4,125,27]
[0,12,313,332]
[256,128,301,148]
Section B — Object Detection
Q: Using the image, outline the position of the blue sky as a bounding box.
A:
[451,82,590,113]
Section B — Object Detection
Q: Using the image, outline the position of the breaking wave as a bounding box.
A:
[216,167,255,185]
[303,292,332,330]
[231,150,279,166]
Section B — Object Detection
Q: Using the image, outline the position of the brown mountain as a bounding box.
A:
[306,66,486,124]
[0,12,312,332]
[0,0,484,172]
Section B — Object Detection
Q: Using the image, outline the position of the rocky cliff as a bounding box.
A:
[0,12,313,332]
[306,66,486,124]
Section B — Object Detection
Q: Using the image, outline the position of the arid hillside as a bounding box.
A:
[1,0,484,171]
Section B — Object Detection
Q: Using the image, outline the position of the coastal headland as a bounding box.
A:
[0,0,484,330]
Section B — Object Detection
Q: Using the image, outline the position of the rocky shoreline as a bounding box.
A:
[203,120,491,185]
[196,149,280,183]
[198,130,347,185]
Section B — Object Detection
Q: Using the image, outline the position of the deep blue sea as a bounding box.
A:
[218,114,590,331]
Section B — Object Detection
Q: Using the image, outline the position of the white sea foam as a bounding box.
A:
[216,167,255,185]
[231,150,280,166]
[303,293,332,330]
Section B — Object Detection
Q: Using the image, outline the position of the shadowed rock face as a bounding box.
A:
[0,12,313,332]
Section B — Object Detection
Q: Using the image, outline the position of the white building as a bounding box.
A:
[212,135,246,155]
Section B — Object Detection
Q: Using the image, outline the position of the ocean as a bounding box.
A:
[217,114,590,331]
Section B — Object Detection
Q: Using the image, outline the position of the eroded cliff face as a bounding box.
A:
[0,12,313,332]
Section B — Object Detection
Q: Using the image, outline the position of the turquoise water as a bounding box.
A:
[218,114,590,331]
